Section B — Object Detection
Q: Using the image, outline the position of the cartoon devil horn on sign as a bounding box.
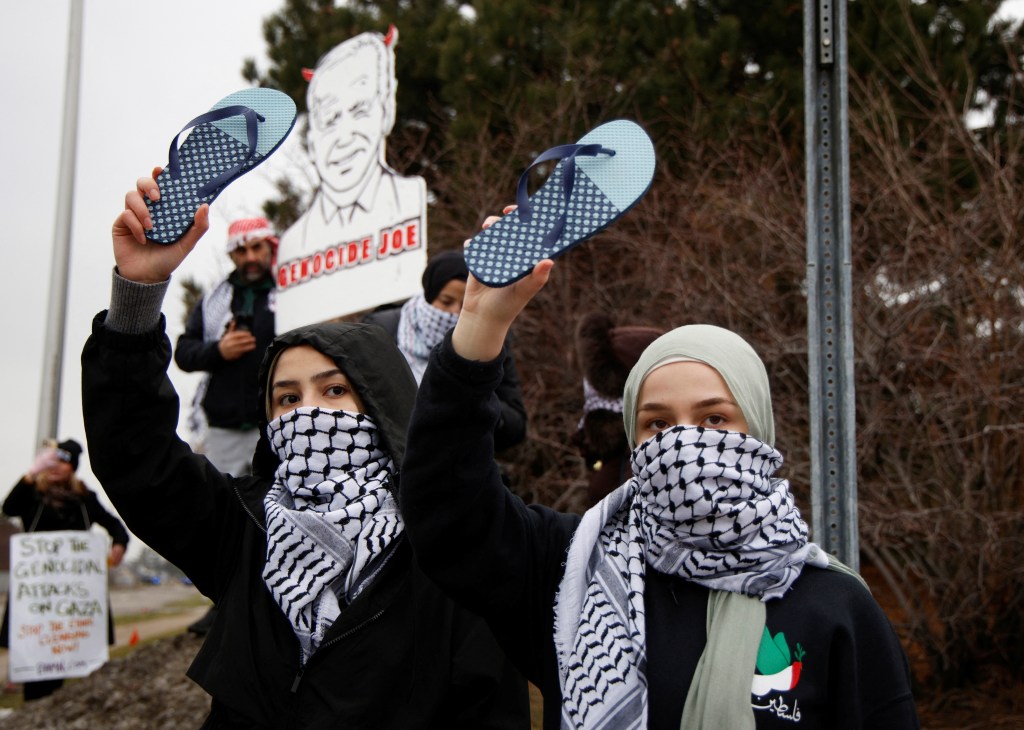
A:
[301,24,397,81]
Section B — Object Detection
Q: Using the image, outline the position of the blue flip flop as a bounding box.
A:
[465,119,655,286]
[145,88,297,244]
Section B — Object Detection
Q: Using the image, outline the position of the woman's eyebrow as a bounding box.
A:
[637,397,738,412]
[693,396,738,409]
[310,368,344,383]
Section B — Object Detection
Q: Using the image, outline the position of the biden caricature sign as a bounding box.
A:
[275,26,428,331]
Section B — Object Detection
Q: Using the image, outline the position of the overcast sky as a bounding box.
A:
[2,1,1023,559]
[0,0,310,557]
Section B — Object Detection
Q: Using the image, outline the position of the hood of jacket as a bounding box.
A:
[249,321,418,486]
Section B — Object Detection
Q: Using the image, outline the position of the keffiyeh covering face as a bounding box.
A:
[554,426,826,728]
[263,406,403,663]
[395,294,460,383]
[554,324,826,729]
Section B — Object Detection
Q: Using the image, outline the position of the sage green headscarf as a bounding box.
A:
[619,324,792,730]
[622,324,775,448]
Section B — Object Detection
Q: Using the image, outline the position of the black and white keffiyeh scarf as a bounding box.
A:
[262,406,402,663]
[553,425,827,729]
[395,294,460,383]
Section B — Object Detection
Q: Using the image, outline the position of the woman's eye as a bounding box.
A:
[326,385,348,397]
[704,415,726,428]
[277,394,298,407]
[648,418,671,431]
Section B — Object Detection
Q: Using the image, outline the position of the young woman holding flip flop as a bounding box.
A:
[79,178,529,729]
[399,226,920,729]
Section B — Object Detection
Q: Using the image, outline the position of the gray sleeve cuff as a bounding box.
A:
[105,268,170,334]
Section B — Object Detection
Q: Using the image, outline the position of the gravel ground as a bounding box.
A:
[0,582,212,729]
[0,633,210,729]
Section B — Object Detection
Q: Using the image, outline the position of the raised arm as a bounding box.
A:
[401,219,577,683]
[451,259,553,362]
[83,173,242,596]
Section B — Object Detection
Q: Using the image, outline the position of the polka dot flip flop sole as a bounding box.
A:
[145,88,297,244]
[465,119,656,287]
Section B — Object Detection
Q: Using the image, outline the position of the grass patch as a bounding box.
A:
[113,595,211,626]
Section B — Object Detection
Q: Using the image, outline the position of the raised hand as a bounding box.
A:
[453,206,554,361]
[28,448,60,477]
[112,168,209,284]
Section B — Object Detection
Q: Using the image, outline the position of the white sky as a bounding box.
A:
[1,1,1023,560]
[0,0,311,558]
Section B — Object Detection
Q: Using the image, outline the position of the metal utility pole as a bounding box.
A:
[36,0,85,448]
[804,0,859,570]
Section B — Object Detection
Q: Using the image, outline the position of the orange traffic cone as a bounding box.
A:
[129,628,140,647]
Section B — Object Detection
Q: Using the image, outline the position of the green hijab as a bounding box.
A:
[622,324,775,448]
[620,324,776,730]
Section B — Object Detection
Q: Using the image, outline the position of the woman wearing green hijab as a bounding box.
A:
[401,253,919,729]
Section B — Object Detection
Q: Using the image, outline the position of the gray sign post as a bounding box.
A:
[804,0,859,570]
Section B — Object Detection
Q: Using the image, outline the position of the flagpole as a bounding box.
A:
[36,0,84,448]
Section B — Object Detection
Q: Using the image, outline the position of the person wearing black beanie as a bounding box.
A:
[421,250,469,305]
[364,249,527,453]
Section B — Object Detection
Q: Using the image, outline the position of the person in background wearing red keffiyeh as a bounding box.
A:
[175,218,278,477]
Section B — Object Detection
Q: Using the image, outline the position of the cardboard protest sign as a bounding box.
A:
[7,531,109,683]
[275,25,428,332]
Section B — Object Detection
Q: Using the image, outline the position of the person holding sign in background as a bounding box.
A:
[1,438,128,701]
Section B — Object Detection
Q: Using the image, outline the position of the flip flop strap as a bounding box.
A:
[516,142,615,247]
[167,104,266,198]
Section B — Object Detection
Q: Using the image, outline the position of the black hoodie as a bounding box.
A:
[250,322,417,484]
[83,311,528,730]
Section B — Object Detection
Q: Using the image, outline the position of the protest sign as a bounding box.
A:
[7,530,109,683]
[274,26,428,331]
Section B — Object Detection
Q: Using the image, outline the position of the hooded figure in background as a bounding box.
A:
[82,172,529,729]
[571,312,664,506]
